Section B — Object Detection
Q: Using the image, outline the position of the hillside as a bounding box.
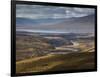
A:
[16,35,55,61]
[16,32,95,74]
[16,52,95,74]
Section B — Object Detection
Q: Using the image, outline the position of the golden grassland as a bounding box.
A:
[16,52,95,74]
[16,35,95,74]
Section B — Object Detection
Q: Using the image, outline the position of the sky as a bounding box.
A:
[16,4,95,19]
[16,4,95,33]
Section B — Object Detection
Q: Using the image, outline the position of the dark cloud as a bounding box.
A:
[16,4,95,19]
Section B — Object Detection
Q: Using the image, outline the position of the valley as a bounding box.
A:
[16,31,95,74]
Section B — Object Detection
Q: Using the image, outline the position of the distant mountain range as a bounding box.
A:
[16,17,65,26]
[16,14,95,33]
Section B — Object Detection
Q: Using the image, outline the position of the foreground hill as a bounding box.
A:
[16,35,55,61]
[16,52,95,74]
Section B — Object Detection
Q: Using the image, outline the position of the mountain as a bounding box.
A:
[16,17,65,27]
[33,14,94,33]
[16,14,94,33]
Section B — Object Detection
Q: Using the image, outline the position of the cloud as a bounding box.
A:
[16,4,95,19]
